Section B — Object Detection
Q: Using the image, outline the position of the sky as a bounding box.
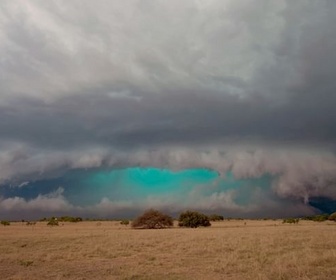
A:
[1,0,336,219]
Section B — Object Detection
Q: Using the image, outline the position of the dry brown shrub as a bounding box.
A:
[132,209,173,229]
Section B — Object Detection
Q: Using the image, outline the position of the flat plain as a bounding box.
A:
[0,220,336,280]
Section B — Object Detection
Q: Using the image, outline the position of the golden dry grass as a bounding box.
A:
[1,220,336,279]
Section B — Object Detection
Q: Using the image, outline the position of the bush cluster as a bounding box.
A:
[131,209,218,229]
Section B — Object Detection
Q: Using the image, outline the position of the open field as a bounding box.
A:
[1,220,336,280]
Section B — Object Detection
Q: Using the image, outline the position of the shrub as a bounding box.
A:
[1,220,10,226]
[329,212,336,221]
[283,218,299,224]
[57,216,83,222]
[19,260,34,267]
[209,214,224,221]
[178,211,211,228]
[120,219,130,226]
[132,209,173,229]
[47,219,59,226]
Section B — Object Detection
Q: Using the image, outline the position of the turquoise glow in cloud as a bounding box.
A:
[65,168,220,205]
[1,168,274,212]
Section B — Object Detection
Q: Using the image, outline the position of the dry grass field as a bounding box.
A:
[1,220,336,280]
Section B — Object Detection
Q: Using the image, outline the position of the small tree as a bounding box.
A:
[132,209,173,229]
[178,211,211,228]
[1,220,10,226]
[329,212,336,221]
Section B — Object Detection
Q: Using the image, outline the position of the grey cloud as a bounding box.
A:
[0,0,336,216]
[1,0,335,148]
[1,90,336,152]
[0,0,334,100]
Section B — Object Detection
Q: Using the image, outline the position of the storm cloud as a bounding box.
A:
[1,0,336,218]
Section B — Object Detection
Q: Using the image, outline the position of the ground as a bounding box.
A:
[0,220,336,279]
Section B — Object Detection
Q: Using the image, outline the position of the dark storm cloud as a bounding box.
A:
[1,89,336,150]
[1,0,336,216]
[0,0,335,150]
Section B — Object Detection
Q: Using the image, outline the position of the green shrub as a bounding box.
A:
[209,214,224,221]
[178,211,211,228]
[47,219,59,226]
[1,220,10,226]
[19,260,34,267]
[132,209,173,229]
[283,218,299,224]
[120,219,130,226]
[57,216,83,222]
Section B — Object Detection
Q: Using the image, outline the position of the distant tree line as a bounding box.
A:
[2,211,336,227]
[40,216,83,223]
[283,213,336,223]
[302,213,334,222]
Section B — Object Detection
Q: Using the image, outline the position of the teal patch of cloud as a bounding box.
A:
[1,167,275,210]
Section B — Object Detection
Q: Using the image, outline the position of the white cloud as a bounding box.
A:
[0,187,73,212]
[0,0,290,102]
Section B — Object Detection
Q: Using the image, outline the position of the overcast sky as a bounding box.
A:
[1,0,336,218]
